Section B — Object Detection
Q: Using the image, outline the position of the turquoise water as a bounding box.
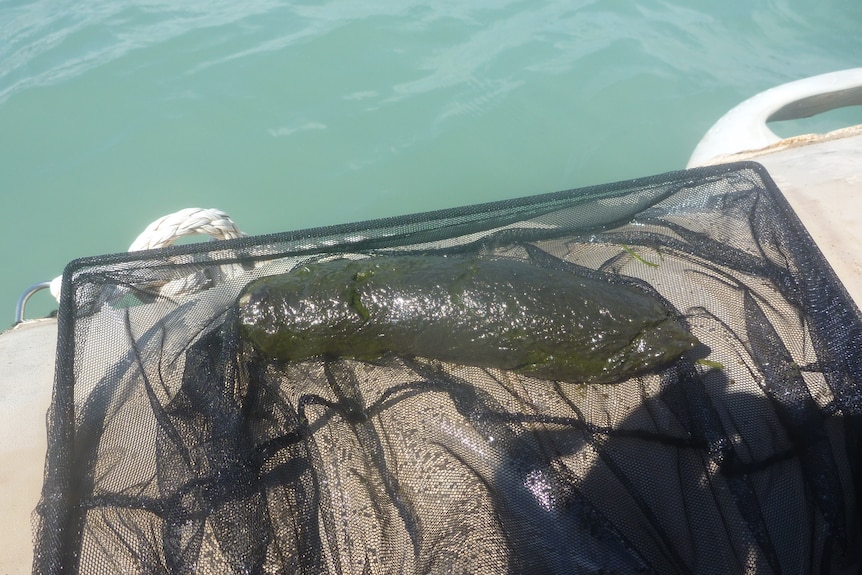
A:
[1,0,860,322]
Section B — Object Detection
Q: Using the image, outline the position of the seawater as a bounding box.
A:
[1,0,860,321]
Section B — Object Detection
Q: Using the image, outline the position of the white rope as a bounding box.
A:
[127,207,244,251]
[50,208,245,301]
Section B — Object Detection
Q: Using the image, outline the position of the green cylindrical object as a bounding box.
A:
[237,256,698,383]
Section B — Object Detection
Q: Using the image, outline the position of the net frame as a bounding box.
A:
[34,162,862,574]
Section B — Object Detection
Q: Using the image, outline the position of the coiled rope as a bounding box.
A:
[15,208,244,323]
[126,207,244,252]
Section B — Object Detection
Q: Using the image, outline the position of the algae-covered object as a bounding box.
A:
[237,256,698,383]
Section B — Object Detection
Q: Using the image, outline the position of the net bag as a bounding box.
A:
[33,162,862,574]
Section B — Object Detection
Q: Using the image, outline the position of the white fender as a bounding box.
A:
[687,68,862,167]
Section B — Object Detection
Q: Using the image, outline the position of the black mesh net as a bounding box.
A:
[33,162,862,574]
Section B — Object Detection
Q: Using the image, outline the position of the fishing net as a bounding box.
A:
[33,162,862,574]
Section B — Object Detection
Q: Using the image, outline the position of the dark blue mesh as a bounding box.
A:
[34,163,862,574]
